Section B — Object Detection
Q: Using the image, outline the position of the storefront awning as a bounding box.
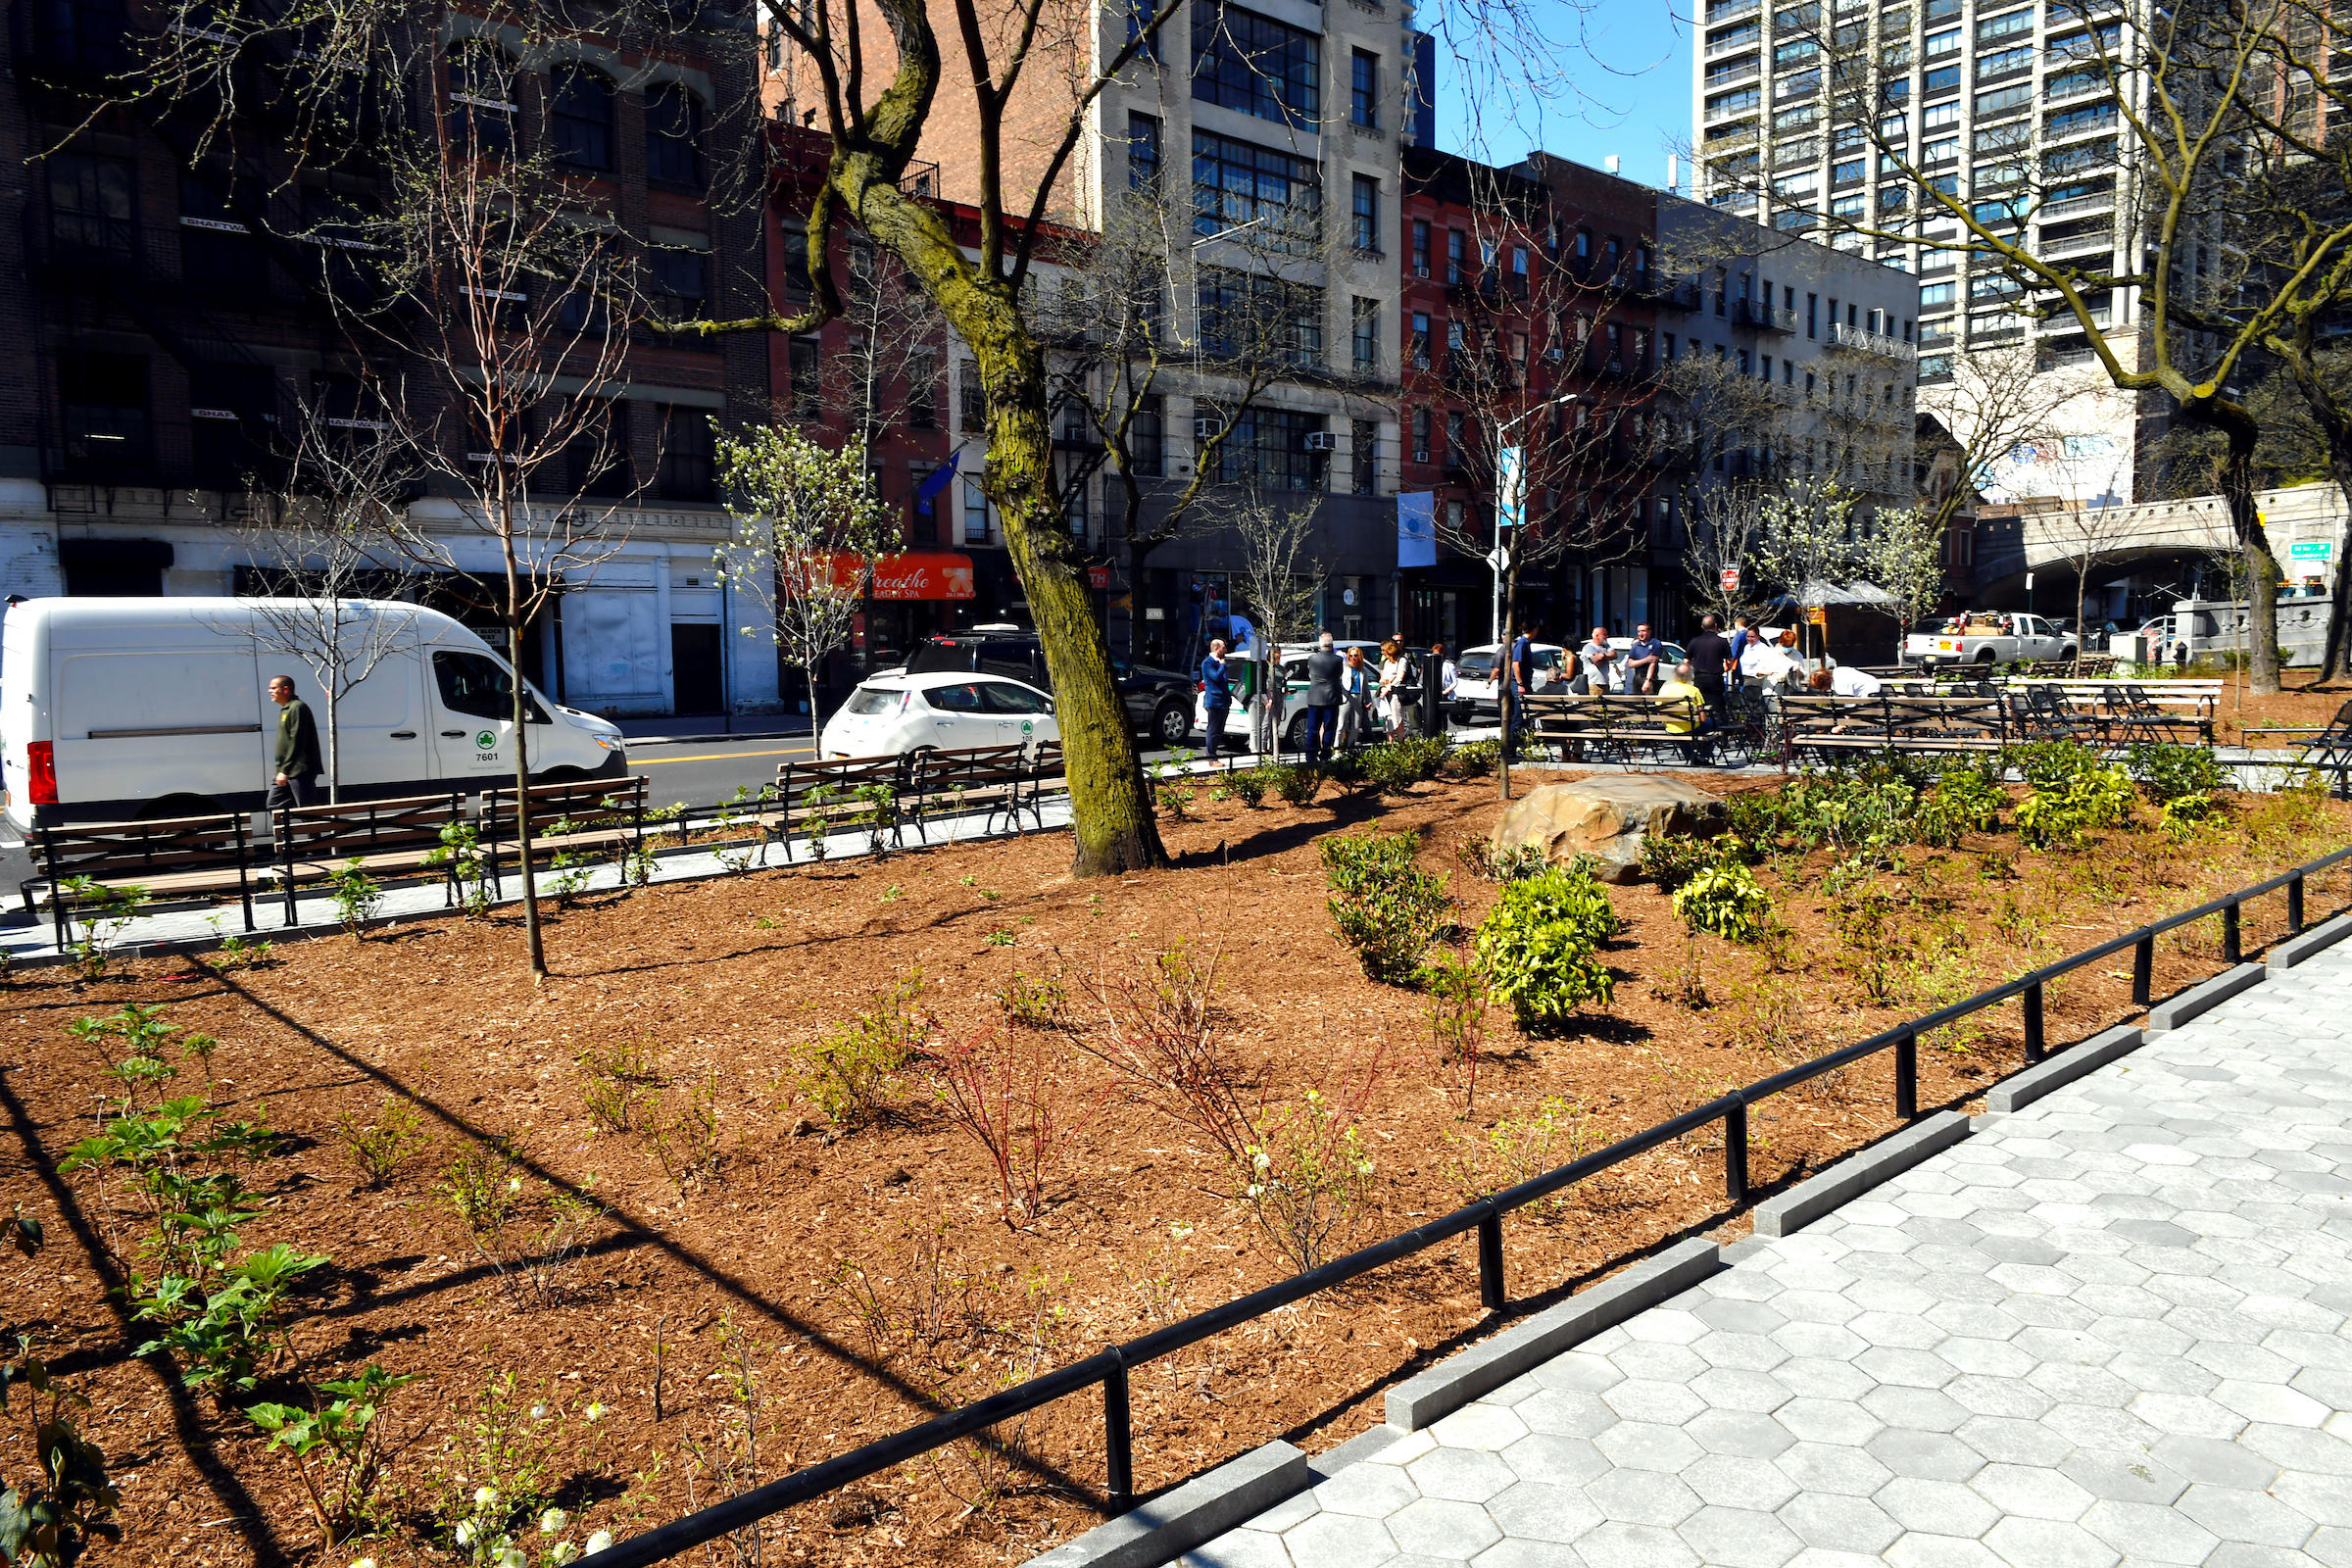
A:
[820,552,975,601]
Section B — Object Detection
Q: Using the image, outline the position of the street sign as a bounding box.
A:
[2291,540,2334,561]
[1487,547,1510,572]
[1720,567,1740,591]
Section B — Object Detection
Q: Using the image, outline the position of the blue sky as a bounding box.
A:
[1430,1,1693,192]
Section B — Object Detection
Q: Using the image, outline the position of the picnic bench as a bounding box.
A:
[270,791,468,925]
[1519,692,1723,767]
[1780,693,2011,760]
[480,775,651,896]
[907,744,1044,838]
[22,811,258,947]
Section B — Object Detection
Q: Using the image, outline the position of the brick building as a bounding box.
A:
[4,0,777,718]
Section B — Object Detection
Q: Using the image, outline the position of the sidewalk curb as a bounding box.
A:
[2145,961,2268,1032]
[2270,912,2352,972]
[1984,1026,2145,1113]
[1023,1443,1308,1568]
[1751,1111,1975,1238]
[1384,1238,1724,1432]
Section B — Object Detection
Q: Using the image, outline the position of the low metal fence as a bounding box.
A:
[592,838,2352,1567]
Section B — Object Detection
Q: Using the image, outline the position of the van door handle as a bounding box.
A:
[440,729,466,738]
[390,731,416,739]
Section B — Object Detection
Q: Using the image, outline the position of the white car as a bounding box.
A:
[819,671,1058,759]
[1453,643,1567,721]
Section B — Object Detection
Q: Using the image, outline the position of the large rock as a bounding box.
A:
[1492,778,1727,884]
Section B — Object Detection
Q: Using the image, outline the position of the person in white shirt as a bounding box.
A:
[1740,631,1796,685]
[1829,662,1883,697]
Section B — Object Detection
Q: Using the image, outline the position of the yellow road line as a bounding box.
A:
[633,746,811,764]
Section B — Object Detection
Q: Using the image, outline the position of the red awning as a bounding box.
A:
[817,551,977,601]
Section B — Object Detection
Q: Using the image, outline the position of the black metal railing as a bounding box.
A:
[589,835,2352,1568]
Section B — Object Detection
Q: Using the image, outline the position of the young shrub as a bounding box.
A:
[328,858,382,939]
[1265,763,1323,807]
[1672,862,1773,943]
[577,1041,666,1134]
[1446,738,1501,778]
[1458,836,1548,883]
[1638,833,1714,893]
[2161,790,2222,841]
[2126,742,2230,805]
[335,1096,435,1187]
[244,1364,420,1548]
[1418,955,1491,1117]
[60,878,150,983]
[930,1023,1101,1226]
[1444,1095,1597,1211]
[1916,765,2005,847]
[1319,831,1453,984]
[427,821,493,918]
[996,971,1067,1030]
[2005,739,2102,793]
[2016,764,2136,849]
[1357,736,1448,794]
[1236,1086,1379,1272]
[1473,867,1618,1029]
[1724,790,1787,848]
[1227,767,1269,808]
[794,969,930,1130]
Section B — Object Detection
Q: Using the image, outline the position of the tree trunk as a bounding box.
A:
[503,520,547,981]
[2320,476,2352,681]
[2216,428,2284,695]
[980,342,1167,876]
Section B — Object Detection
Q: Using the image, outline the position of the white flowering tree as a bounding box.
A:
[1756,477,1863,660]
[713,425,898,743]
[1858,504,1950,657]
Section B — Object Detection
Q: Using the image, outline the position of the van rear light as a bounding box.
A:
[26,742,56,806]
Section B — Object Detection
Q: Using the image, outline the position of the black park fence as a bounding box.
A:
[590,838,2352,1566]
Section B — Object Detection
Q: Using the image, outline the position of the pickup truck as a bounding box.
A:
[1901,612,2076,666]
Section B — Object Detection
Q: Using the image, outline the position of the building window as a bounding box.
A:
[650,249,709,318]
[550,66,613,170]
[61,353,149,467]
[645,83,705,187]
[1191,2,1319,126]
[1408,311,1430,368]
[49,152,133,257]
[1351,297,1380,371]
[1446,228,1464,283]
[1350,174,1380,251]
[958,360,983,431]
[1129,113,1160,191]
[1410,218,1430,276]
[907,349,937,430]
[1130,395,1163,476]
[1445,411,1464,466]
[790,336,821,418]
[1411,407,1431,463]
[1192,130,1320,254]
[1350,49,1379,126]
[566,399,632,499]
[1201,404,1326,490]
[656,407,715,502]
[445,41,515,154]
[963,476,990,544]
[1351,418,1377,495]
[1197,267,1323,366]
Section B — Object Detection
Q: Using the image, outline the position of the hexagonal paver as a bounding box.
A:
[2175,1483,2322,1548]
[1874,1477,2002,1539]
[1688,1406,1799,1460]
[1864,1428,1985,1483]
[1176,1526,1291,1568]
[1567,1520,1702,1568]
[1978,1515,2122,1568]
[1778,1492,1902,1554]
[1591,1421,1703,1474]
[1584,1467,1702,1528]
[1383,1497,1502,1559]
[1678,1503,1806,1568]
[1497,1433,1609,1490]
[1429,1403,1531,1451]
[1686,1451,1801,1513]
[1883,1534,2008,1568]
[2077,1498,2223,1564]
[1279,1510,1396,1568]
[1311,1460,1420,1519]
[1968,1462,2095,1523]
[1599,1378,1708,1427]
[1483,1478,1604,1544]
[1406,1446,1515,1504]
[1511,1389,1616,1440]
[1776,1398,1885,1447]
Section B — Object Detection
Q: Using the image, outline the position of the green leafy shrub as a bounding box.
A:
[1319,832,1452,984]
[1235,1089,1378,1271]
[1724,790,1787,848]
[1473,867,1618,1028]
[996,972,1067,1029]
[328,858,382,938]
[576,1042,666,1134]
[2016,764,2136,849]
[1265,764,1322,807]
[335,1096,435,1186]
[1916,766,2006,847]
[1447,738,1501,777]
[795,970,931,1128]
[132,1243,330,1395]
[1357,736,1448,793]
[1227,768,1269,807]
[1672,863,1774,943]
[1458,837,1548,882]
[2006,740,2102,793]
[2126,742,2229,805]
[2161,790,2222,841]
[245,1364,419,1548]
[1638,833,1715,893]
[1780,771,1918,853]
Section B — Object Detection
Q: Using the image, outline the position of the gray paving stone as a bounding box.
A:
[1154,944,2352,1568]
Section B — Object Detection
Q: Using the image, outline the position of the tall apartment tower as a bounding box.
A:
[768,0,1412,663]
[1692,0,2146,508]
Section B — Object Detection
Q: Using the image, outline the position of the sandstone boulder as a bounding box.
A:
[1491,777,1727,885]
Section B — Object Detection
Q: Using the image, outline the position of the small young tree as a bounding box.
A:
[228,409,414,803]
[2033,504,2144,671]
[1857,504,1950,665]
[712,425,898,743]
[1756,477,1863,660]
[1686,480,1772,627]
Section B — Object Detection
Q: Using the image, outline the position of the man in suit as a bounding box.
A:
[1303,633,1344,762]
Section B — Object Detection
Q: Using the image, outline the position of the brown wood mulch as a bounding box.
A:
[1,764,2344,1567]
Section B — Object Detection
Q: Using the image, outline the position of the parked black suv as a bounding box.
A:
[904,631,1200,747]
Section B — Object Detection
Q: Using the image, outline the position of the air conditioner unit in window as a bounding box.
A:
[1411,264,1430,277]
[1301,431,1338,451]
[1544,346,1566,362]
[1194,417,1219,439]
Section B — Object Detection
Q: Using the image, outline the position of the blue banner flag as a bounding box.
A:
[914,450,962,515]
[1397,492,1437,569]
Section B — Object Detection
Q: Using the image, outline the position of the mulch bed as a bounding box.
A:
[2,762,2345,1568]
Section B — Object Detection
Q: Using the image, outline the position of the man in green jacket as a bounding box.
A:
[268,674,322,810]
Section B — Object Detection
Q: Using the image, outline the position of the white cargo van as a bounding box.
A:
[1,597,627,829]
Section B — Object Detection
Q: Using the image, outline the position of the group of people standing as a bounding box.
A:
[1197,634,1460,762]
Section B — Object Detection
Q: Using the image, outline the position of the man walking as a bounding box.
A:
[1303,632,1344,762]
[268,674,322,811]
[1687,613,1733,730]
[1200,637,1233,760]
[1506,617,1539,759]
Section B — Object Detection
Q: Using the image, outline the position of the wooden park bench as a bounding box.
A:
[22,811,258,948]
[480,775,650,896]
[1780,693,2012,761]
[270,791,469,925]
[770,755,908,861]
[907,744,1043,838]
[1521,693,1722,767]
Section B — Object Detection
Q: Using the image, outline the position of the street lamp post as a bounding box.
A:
[1489,392,1580,644]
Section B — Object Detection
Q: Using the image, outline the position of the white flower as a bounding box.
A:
[585,1531,614,1555]
[350,1559,378,1568]
[1246,1184,1264,1199]
[1251,1151,1271,1171]
[474,1486,499,1507]
[582,1402,607,1422]
[531,1404,550,1420]
[454,1521,477,1547]
[541,1508,569,1535]
[549,1545,580,1566]
[495,1545,526,1568]
[508,1177,523,1193]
